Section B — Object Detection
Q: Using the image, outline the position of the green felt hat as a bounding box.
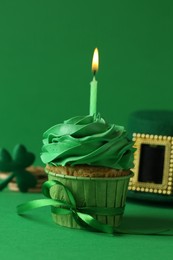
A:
[127,110,173,137]
[127,110,173,203]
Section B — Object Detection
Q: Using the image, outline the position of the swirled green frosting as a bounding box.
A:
[41,115,135,170]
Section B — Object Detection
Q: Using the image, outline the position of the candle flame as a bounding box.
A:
[92,48,99,74]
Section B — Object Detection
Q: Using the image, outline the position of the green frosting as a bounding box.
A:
[41,115,135,170]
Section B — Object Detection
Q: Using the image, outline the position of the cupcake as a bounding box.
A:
[41,114,135,230]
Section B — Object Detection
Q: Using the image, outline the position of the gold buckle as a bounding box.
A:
[128,133,173,195]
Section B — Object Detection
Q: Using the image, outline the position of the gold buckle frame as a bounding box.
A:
[128,133,173,195]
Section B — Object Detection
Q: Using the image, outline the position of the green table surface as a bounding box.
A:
[1,190,173,260]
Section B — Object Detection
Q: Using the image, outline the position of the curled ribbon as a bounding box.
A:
[17,180,173,235]
[17,180,124,234]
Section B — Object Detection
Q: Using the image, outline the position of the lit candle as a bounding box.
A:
[89,48,99,116]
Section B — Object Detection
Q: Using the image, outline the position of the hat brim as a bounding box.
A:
[127,190,173,205]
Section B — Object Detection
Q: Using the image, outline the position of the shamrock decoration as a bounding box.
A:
[0,144,37,192]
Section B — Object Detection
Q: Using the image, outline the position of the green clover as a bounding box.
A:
[0,144,37,192]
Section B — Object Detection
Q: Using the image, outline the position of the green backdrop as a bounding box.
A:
[0,0,173,165]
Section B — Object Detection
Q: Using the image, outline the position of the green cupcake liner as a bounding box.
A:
[47,171,133,229]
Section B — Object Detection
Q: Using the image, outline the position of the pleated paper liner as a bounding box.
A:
[46,170,133,229]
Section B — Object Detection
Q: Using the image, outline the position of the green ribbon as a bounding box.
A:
[17,180,124,234]
[17,180,173,235]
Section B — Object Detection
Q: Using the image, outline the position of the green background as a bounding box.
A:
[0,0,173,165]
[1,1,173,259]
